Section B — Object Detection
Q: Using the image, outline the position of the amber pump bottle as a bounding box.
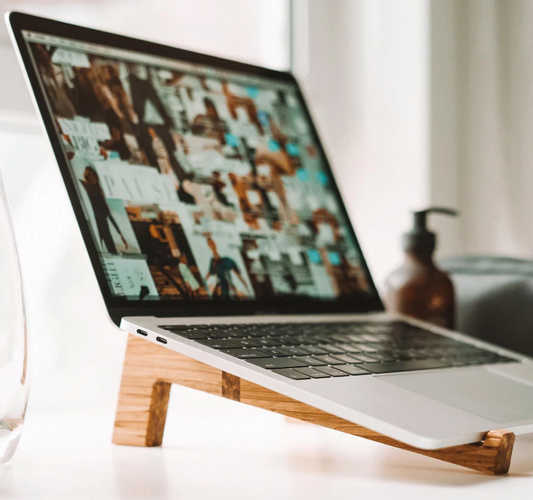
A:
[384,207,458,329]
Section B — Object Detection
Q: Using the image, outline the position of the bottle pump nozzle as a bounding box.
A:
[403,207,458,253]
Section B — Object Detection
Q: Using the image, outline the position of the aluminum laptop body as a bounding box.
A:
[8,11,533,450]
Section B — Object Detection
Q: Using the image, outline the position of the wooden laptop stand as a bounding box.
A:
[112,335,515,475]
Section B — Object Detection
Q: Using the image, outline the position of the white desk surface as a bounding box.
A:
[2,385,533,500]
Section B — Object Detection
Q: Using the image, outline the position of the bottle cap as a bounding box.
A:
[403,207,458,253]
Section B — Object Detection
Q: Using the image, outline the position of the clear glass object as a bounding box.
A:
[0,172,28,466]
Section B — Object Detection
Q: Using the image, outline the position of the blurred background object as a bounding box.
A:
[384,207,459,330]
[0,170,28,465]
[441,256,533,357]
[0,0,532,417]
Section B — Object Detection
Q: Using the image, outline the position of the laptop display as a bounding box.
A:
[21,29,375,304]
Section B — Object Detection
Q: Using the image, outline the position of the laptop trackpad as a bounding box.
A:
[380,367,533,424]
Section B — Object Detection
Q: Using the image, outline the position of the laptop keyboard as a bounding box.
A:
[157,321,517,380]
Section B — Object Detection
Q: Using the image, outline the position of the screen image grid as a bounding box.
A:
[24,32,371,302]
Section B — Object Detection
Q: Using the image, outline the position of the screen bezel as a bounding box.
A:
[8,11,384,324]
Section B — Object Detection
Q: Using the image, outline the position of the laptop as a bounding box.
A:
[8,11,533,450]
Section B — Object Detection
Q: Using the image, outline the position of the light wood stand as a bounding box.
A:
[113,335,515,475]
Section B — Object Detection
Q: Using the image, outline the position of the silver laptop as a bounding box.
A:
[8,11,533,450]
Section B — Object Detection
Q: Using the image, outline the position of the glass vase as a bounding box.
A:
[0,171,28,467]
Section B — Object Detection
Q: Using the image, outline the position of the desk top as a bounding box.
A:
[3,385,533,500]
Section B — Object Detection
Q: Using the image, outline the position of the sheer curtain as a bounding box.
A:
[431,0,533,259]
[292,0,431,285]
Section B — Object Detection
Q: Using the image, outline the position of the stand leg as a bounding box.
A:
[113,334,222,446]
[113,379,170,447]
[113,335,515,475]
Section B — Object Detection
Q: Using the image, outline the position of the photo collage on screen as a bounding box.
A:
[25,33,371,302]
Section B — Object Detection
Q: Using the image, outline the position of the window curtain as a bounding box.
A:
[450,0,533,257]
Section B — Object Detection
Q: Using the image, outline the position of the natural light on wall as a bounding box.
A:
[26,0,290,68]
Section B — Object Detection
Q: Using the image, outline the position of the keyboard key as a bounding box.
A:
[346,334,366,342]
[314,366,349,377]
[170,325,211,331]
[272,369,311,380]
[320,344,347,354]
[294,367,331,379]
[312,355,345,365]
[256,338,284,347]
[169,331,209,340]
[352,344,378,353]
[280,346,310,356]
[330,334,353,343]
[312,335,336,344]
[260,347,292,357]
[247,358,308,369]
[368,353,398,362]
[301,345,330,355]
[159,325,191,330]
[224,330,250,338]
[350,354,380,363]
[196,339,241,349]
[360,334,381,342]
[331,353,362,364]
[338,344,362,353]
[358,359,451,374]
[233,338,263,348]
[219,348,271,359]
[266,324,291,333]
[335,364,370,376]
[279,336,302,346]
[205,331,230,339]
[292,356,327,366]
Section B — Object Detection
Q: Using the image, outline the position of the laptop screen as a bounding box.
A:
[21,29,376,305]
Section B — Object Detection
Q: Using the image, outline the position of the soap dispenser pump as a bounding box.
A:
[385,207,458,329]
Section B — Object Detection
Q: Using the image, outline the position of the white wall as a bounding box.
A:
[0,0,290,120]
[4,0,289,67]
[293,0,431,287]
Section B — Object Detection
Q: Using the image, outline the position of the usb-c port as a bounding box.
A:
[156,336,168,344]
[136,329,148,336]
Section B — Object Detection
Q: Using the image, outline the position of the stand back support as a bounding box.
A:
[113,335,515,475]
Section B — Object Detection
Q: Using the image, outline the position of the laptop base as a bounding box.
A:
[112,335,515,475]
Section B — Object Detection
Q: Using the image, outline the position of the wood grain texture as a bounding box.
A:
[113,335,222,446]
[222,372,240,401]
[113,335,515,474]
[239,380,515,475]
